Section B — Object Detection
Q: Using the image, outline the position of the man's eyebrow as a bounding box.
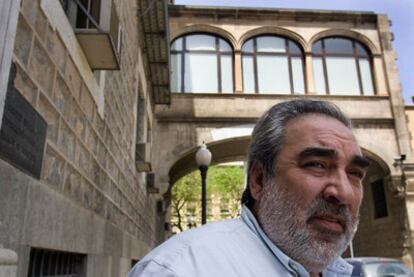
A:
[298,147,336,159]
[298,147,371,168]
[351,155,370,168]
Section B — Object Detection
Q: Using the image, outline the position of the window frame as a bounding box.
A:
[312,37,375,95]
[170,33,234,93]
[241,35,306,94]
[60,0,101,30]
[371,179,389,219]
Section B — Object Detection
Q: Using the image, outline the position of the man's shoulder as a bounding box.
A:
[130,218,250,276]
[150,218,245,258]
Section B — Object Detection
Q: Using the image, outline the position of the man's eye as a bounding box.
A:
[304,162,325,169]
[348,170,365,180]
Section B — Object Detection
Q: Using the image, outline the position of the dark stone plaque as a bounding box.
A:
[0,64,47,178]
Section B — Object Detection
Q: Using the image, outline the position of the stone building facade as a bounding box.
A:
[1,1,414,276]
[154,4,414,265]
[0,0,169,276]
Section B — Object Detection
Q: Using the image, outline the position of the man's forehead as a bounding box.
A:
[284,114,355,140]
[282,114,362,155]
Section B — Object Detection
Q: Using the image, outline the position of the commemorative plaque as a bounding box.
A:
[0,64,47,178]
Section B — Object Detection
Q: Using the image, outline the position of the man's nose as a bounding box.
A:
[322,170,354,205]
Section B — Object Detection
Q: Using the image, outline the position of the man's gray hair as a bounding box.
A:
[241,99,352,206]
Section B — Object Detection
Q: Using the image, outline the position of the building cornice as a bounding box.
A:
[169,5,378,24]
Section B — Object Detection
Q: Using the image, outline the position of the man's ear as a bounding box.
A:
[249,162,266,201]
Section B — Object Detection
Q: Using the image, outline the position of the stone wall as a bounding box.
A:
[1,0,160,275]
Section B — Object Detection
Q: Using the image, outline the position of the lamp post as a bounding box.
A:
[187,214,195,229]
[195,143,212,225]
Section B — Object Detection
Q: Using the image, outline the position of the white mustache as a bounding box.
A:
[305,196,358,234]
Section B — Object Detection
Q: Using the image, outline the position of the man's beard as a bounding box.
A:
[256,179,359,272]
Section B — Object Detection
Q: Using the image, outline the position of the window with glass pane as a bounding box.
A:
[242,36,305,94]
[170,34,233,93]
[312,37,375,95]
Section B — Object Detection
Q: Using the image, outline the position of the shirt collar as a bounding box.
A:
[240,205,353,277]
[240,205,309,277]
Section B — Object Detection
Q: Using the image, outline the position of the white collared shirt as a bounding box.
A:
[128,205,353,277]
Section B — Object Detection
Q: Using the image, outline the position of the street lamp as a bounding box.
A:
[195,143,212,225]
[187,214,195,229]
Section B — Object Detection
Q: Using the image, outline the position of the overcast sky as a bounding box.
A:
[175,0,413,104]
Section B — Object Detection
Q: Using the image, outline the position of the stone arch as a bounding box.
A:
[169,136,250,185]
[168,139,393,187]
[170,24,237,50]
[361,147,391,176]
[309,29,380,55]
[349,148,406,259]
[237,26,307,52]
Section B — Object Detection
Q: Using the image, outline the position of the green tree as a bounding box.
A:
[171,172,200,232]
[208,165,244,218]
[171,164,245,232]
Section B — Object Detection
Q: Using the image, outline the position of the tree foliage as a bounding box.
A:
[171,165,245,232]
[171,172,200,232]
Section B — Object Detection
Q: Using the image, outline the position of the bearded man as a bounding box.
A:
[128,99,370,277]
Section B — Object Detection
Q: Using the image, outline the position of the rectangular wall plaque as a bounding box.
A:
[0,64,47,178]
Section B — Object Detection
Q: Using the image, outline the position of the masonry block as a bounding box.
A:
[68,101,85,141]
[37,94,59,145]
[76,143,92,178]
[79,85,94,120]
[64,58,82,99]
[29,38,55,94]
[53,74,72,118]
[14,64,37,105]
[14,15,33,66]
[34,9,48,42]
[97,142,107,168]
[92,189,105,216]
[87,129,99,159]
[63,164,82,202]
[20,0,40,29]
[82,178,94,209]
[42,145,66,188]
[45,26,66,74]
[91,163,100,189]
[94,115,106,138]
[58,121,76,162]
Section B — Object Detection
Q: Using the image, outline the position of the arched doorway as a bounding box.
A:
[347,150,407,259]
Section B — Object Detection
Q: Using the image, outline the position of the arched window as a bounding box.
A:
[312,37,374,95]
[242,36,305,94]
[170,34,233,93]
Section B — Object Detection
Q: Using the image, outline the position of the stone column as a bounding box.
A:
[378,15,412,160]
[372,55,387,96]
[234,50,243,93]
[0,248,17,277]
[304,53,315,94]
